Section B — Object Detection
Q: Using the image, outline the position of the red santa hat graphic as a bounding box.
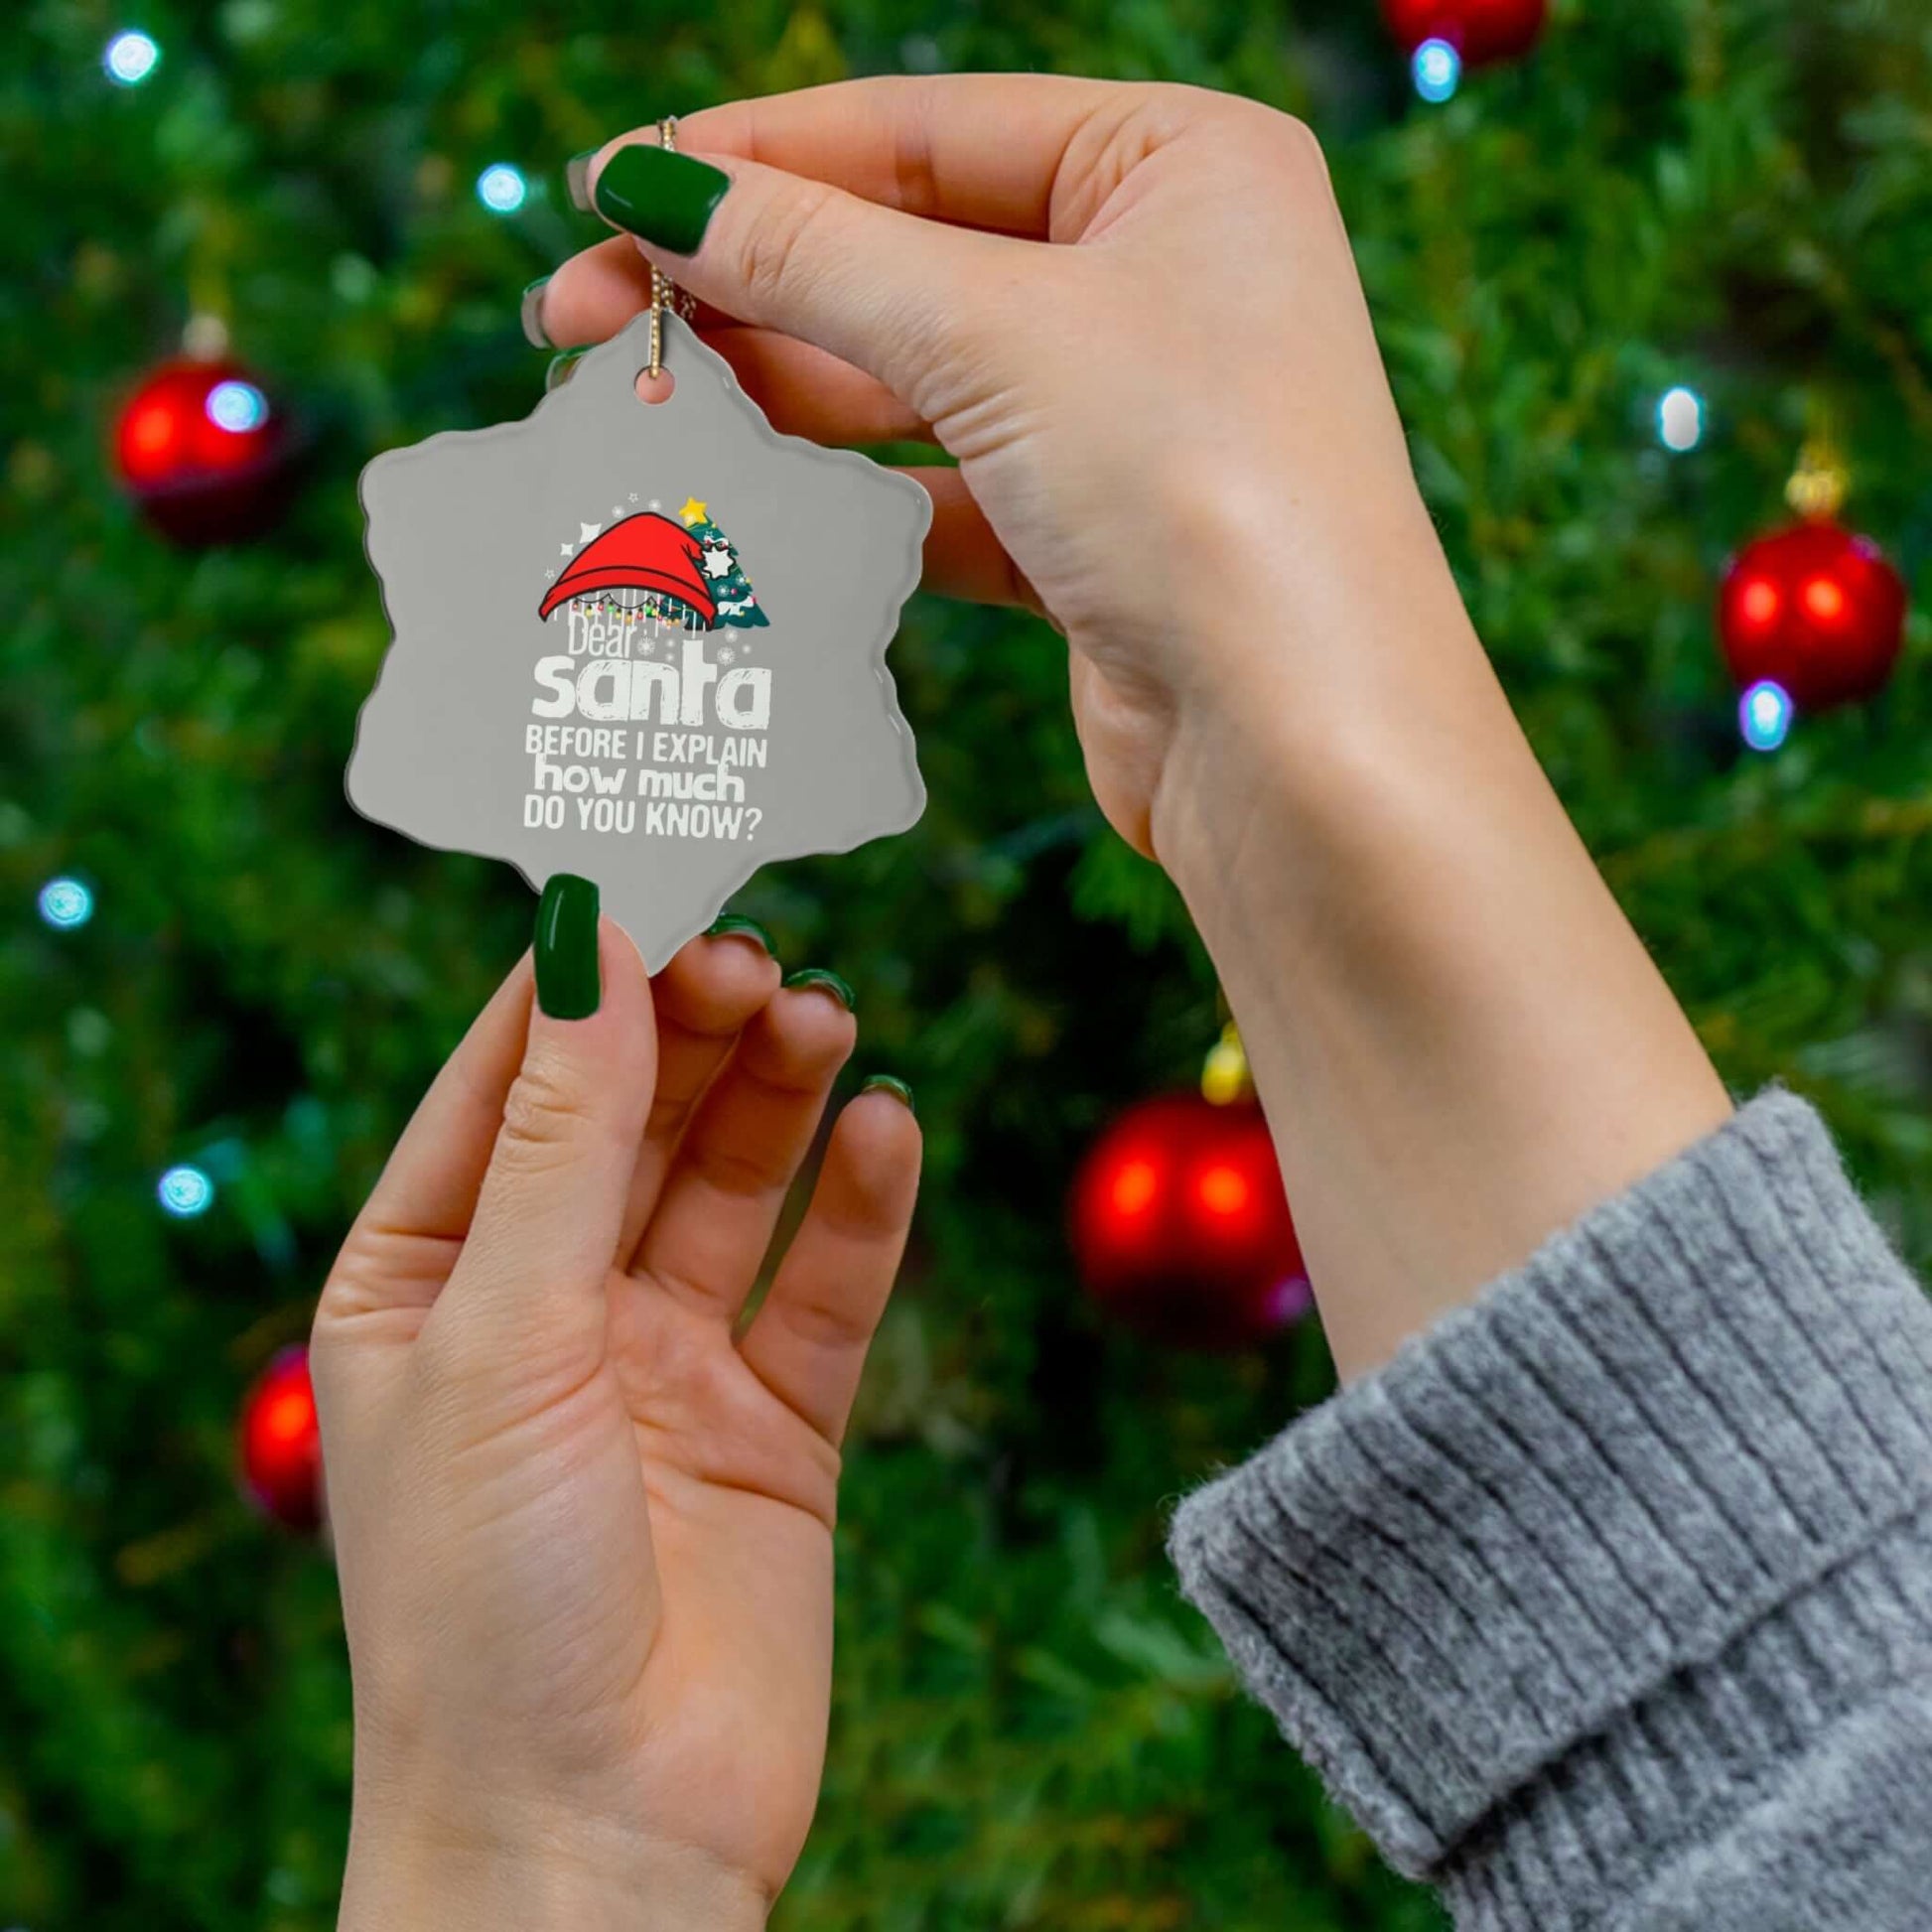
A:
[538,512,718,626]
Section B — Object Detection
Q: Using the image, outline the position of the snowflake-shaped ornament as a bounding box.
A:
[348,312,929,966]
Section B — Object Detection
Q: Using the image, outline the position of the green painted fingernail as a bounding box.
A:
[705,913,775,955]
[861,1074,915,1115]
[783,967,855,1012]
[545,346,588,392]
[593,143,730,256]
[535,874,600,1019]
[520,276,552,349]
[565,150,597,212]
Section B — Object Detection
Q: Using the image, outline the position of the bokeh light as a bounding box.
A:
[37,878,93,929]
[1413,39,1461,102]
[157,1165,215,1218]
[103,30,160,85]
[477,163,528,213]
[1657,385,1704,452]
[1740,679,1794,754]
[1265,1273,1315,1328]
[206,379,268,433]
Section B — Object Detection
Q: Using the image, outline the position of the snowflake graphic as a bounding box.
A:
[718,646,736,665]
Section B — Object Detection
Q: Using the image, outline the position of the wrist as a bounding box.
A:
[1145,455,1487,881]
[340,1799,768,1932]
[1143,513,1728,1378]
[1147,581,1501,935]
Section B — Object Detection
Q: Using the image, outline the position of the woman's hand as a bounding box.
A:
[314,904,918,1930]
[538,75,1434,858]
[538,77,1729,1376]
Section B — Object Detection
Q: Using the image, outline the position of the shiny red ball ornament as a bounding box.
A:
[1383,0,1547,66]
[1069,1093,1311,1348]
[113,356,295,545]
[1719,519,1908,713]
[238,1345,324,1531]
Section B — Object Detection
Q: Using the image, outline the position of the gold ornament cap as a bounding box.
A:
[1201,1023,1253,1106]
[1785,436,1849,522]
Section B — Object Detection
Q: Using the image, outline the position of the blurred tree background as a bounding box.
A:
[5,0,1932,1926]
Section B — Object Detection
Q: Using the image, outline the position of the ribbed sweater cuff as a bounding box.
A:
[1169,1092,1932,1891]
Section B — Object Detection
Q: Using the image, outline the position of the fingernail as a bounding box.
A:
[545,347,588,392]
[565,150,597,212]
[520,276,552,349]
[593,143,731,256]
[861,1074,915,1115]
[705,913,776,956]
[782,967,855,1012]
[535,874,601,1019]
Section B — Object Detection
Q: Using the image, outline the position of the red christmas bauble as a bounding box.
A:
[238,1345,323,1531]
[1719,519,1908,713]
[113,357,295,545]
[1383,0,1547,65]
[1069,1093,1311,1348]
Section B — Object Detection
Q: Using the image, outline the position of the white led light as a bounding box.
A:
[158,1165,215,1218]
[477,163,528,214]
[1658,385,1705,453]
[1739,679,1793,754]
[206,379,268,433]
[1413,38,1461,103]
[104,30,161,85]
[38,878,93,929]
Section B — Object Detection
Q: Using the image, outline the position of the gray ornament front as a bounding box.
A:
[349,311,929,965]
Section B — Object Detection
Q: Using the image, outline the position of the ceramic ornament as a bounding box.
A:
[349,310,930,965]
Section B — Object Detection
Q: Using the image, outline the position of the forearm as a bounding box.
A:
[1150,517,1730,1379]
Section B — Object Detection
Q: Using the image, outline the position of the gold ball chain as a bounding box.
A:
[647,116,700,379]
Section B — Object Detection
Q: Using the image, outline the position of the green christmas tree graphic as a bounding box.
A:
[688,510,770,629]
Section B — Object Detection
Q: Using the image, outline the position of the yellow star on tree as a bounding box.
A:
[678,496,708,525]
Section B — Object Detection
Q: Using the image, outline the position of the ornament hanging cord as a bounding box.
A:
[647,117,699,380]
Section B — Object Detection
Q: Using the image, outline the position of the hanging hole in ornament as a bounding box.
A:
[635,366,676,406]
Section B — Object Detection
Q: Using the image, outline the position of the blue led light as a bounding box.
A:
[477,163,528,213]
[1413,38,1461,103]
[1658,385,1705,453]
[206,379,268,433]
[158,1165,215,1218]
[104,30,161,85]
[1739,680,1793,754]
[38,878,93,929]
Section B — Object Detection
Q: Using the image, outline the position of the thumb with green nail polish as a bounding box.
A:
[534,872,603,1019]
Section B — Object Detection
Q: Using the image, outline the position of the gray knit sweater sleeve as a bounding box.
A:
[1169,1093,1932,1931]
